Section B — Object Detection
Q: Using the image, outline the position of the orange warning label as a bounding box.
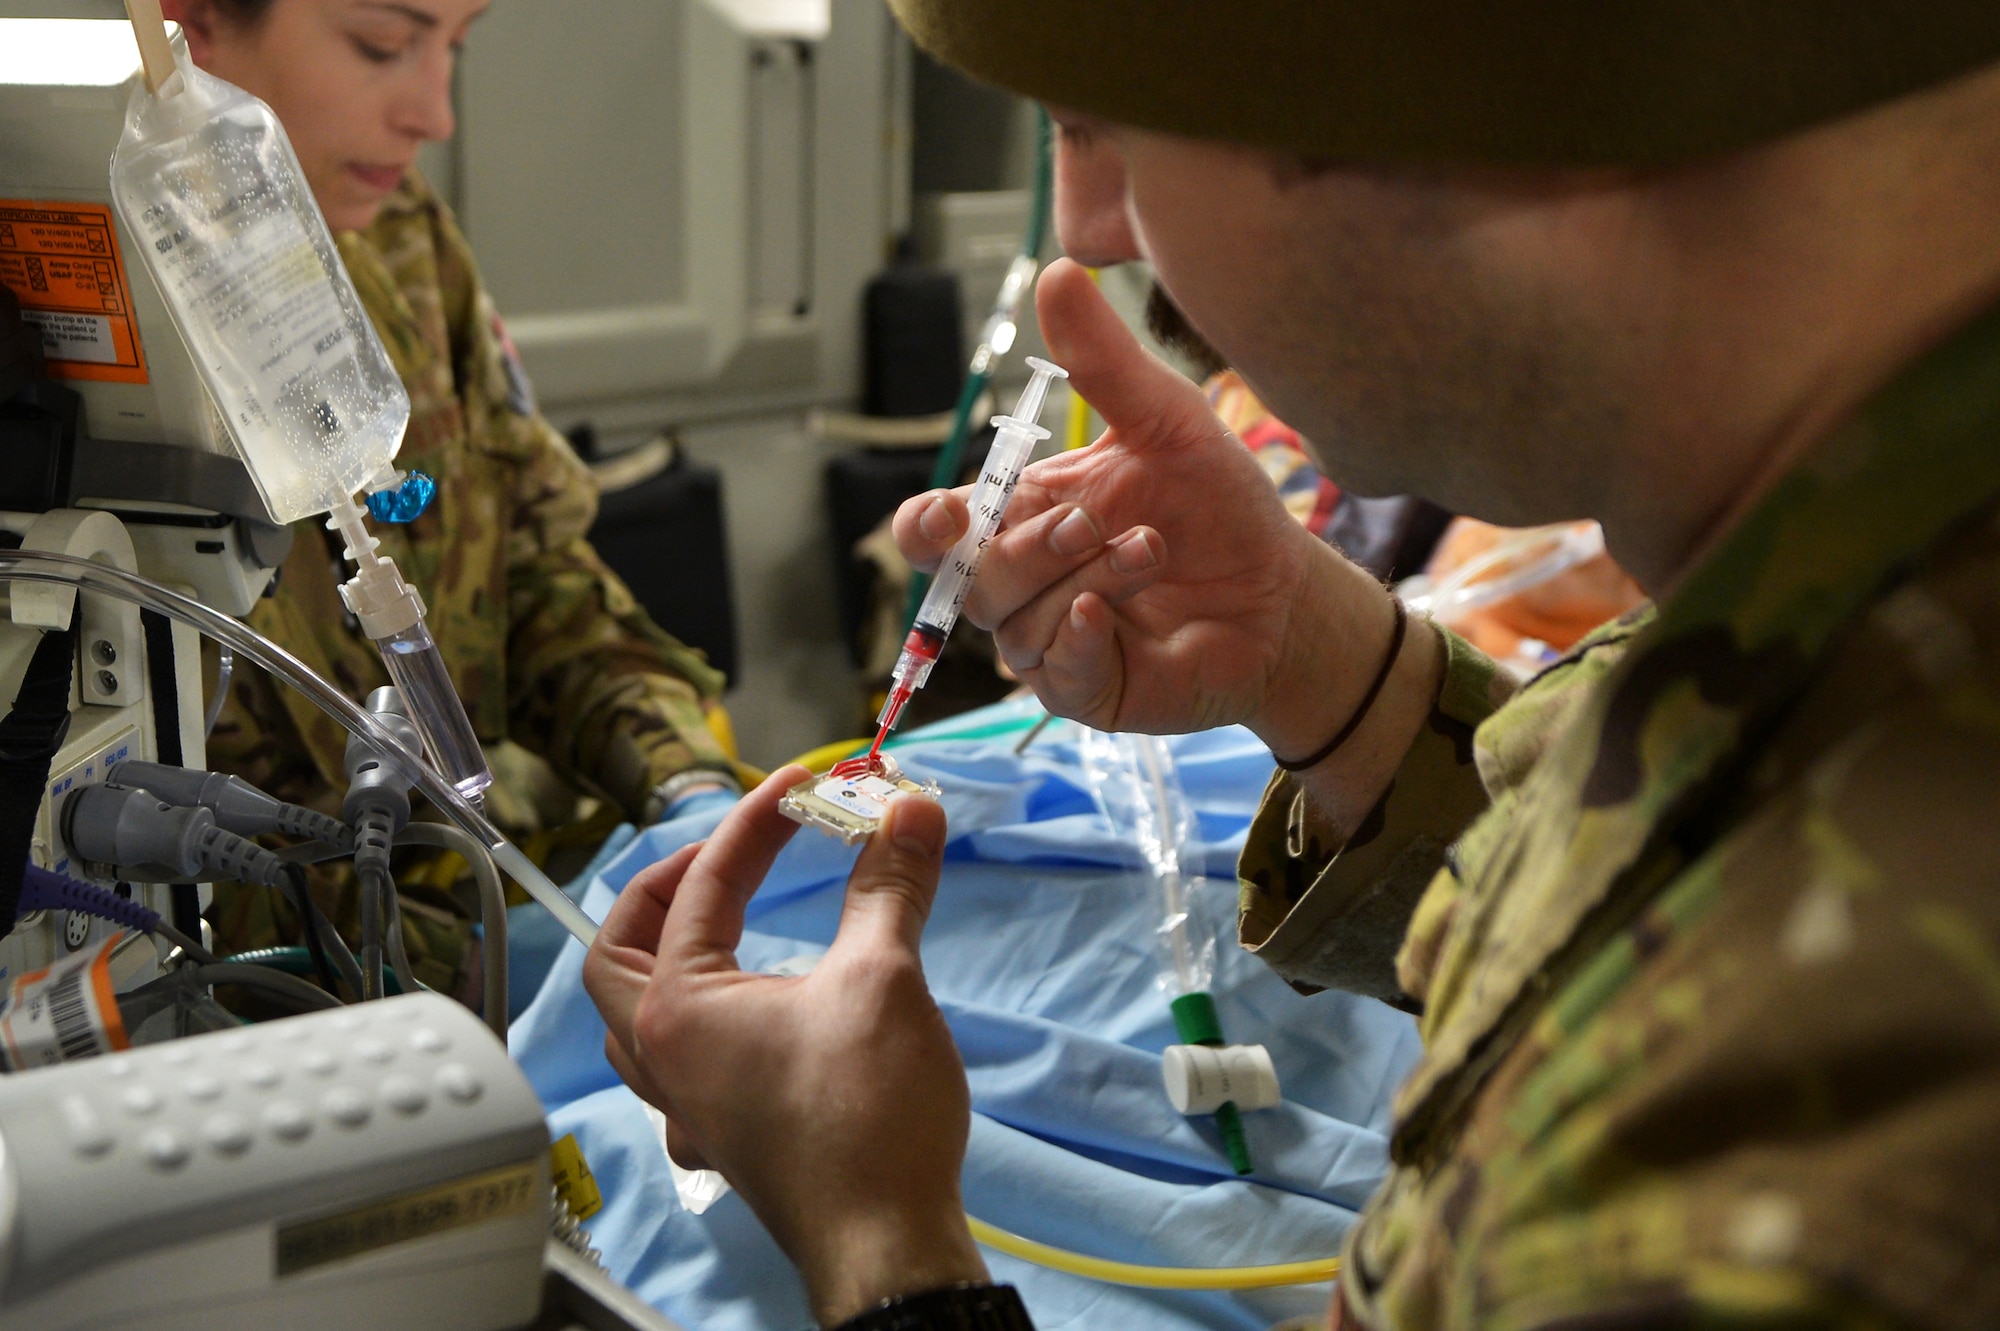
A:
[0,199,149,385]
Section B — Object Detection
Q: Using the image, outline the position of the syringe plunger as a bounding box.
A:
[1010,356,1064,426]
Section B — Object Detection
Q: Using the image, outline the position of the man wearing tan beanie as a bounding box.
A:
[586,7,2000,1328]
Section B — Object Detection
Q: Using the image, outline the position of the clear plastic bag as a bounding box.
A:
[1077,729,1216,996]
[109,45,407,524]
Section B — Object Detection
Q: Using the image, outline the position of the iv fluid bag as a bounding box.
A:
[110,51,406,525]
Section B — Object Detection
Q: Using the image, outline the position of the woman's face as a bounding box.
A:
[168,0,487,231]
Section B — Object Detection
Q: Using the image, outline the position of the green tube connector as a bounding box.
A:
[1213,1103,1253,1177]
[1170,991,1254,1176]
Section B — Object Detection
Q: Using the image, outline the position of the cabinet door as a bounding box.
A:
[451,0,894,424]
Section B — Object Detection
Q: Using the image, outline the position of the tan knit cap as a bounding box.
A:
[889,1,2000,164]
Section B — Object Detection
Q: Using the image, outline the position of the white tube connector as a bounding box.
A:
[326,495,423,640]
[1162,1043,1281,1116]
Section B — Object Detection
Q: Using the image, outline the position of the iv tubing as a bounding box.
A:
[0,551,597,947]
[966,1217,1338,1290]
[1132,734,1198,994]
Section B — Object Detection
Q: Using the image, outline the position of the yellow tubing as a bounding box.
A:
[786,737,871,773]
[1064,381,1094,452]
[1063,269,1100,452]
[966,1216,1339,1290]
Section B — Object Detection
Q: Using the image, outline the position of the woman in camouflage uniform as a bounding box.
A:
[163,0,746,999]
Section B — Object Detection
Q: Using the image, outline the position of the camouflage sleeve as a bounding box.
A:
[1237,622,1511,1000]
[433,211,741,820]
[1355,580,2000,1331]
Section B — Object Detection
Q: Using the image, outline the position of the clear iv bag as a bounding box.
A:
[109,47,406,524]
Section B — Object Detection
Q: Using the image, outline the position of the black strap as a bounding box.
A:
[0,626,77,937]
[139,609,204,939]
[141,609,181,766]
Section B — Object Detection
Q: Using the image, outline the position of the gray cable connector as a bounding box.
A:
[343,686,422,834]
[109,760,352,849]
[61,783,292,889]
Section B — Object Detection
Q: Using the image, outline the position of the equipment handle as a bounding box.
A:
[123,0,178,94]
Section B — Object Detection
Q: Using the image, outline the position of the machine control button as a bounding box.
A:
[183,1074,222,1103]
[120,1085,162,1117]
[300,1050,339,1078]
[203,1112,253,1156]
[409,1027,448,1055]
[380,1075,428,1115]
[141,1127,190,1171]
[323,1087,371,1128]
[241,1062,281,1090]
[262,1100,312,1142]
[436,1063,483,1105]
[61,1095,113,1158]
[354,1037,393,1066]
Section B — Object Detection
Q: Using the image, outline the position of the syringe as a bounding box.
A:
[838,357,1068,777]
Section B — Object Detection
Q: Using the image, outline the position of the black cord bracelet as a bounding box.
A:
[1272,597,1410,772]
[827,1282,1034,1331]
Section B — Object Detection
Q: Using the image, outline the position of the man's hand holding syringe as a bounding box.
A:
[777,358,1070,843]
[891,261,1443,833]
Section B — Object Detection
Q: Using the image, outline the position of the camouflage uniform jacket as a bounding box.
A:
[207,174,735,982]
[1238,303,2000,1329]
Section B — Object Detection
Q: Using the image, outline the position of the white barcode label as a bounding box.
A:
[0,933,129,1071]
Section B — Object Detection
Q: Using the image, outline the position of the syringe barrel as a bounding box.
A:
[914,419,1045,635]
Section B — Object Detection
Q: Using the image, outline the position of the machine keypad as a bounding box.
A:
[28,998,500,1180]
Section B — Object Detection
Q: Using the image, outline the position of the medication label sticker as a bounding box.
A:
[276,1161,541,1276]
[548,1133,603,1220]
[0,200,149,384]
[818,771,902,822]
[0,933,130,1071]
